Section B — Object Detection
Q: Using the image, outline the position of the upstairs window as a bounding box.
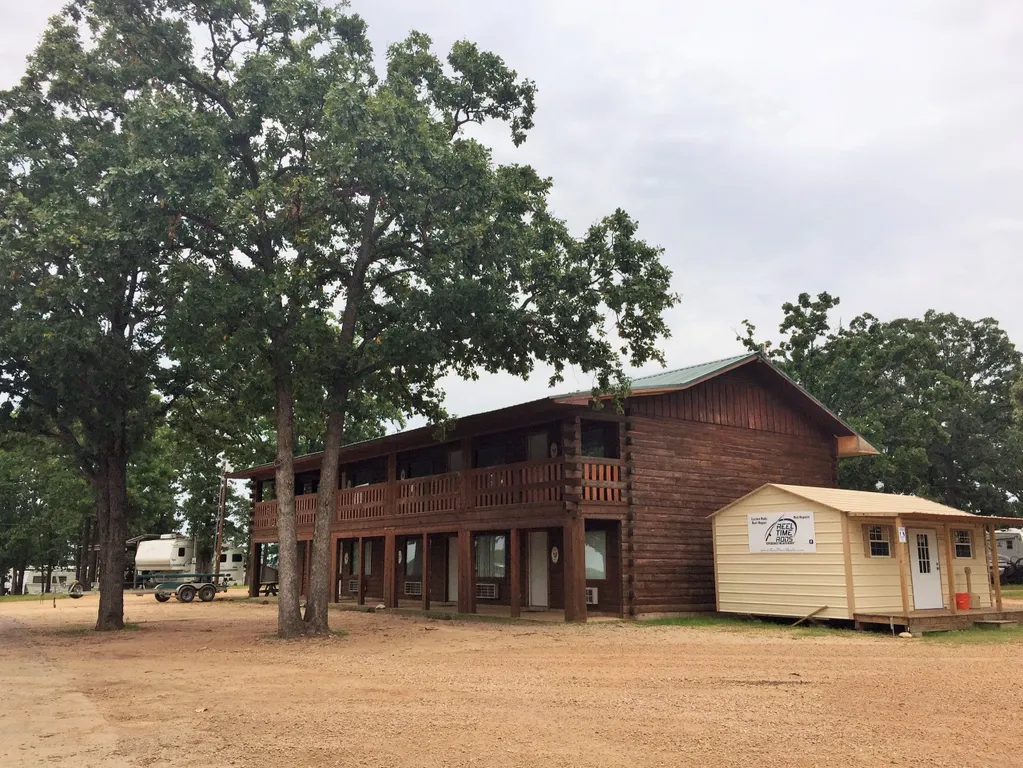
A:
[953,529,973,559]
[865,525,891,558]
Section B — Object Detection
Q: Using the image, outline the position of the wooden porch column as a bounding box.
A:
[383,532,397,608]
[421,533,430,612]
[357,536,366,606]
[894,515,911,616]
[989,525,1003,611]
[563,516,587,623]
[457,528,475,614]
[329,535,340,604]
[943,524,957,614]
[509,528,521,619]
[248,541,261,597]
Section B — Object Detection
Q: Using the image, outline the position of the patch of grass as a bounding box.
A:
[50,624,93,636]
[1001,584,1023,600]
[920,624,1023,645]
[640,615,770,630]
[0,592,70,603]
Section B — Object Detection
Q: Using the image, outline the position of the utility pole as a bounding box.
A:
[213,461,229,580]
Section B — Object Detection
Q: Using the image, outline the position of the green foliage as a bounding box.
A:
[741,294,1023,515]
[0,435,92,588]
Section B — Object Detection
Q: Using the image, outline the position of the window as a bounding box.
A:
[475,535,506,578]
[58,576,67,585]
[32,576,43,584]
[220,554,228,563]
[953,529,972,559]
[585,530,607,580]
[363,541,373,576]
[447,447,464,473]
[177,548,186,558]
[232,553,243,563]
[405,539,422,577]
[527,432,549,461]
[1008,539,1015,551]
[475,444,507,468]
[866,525,891,558]
[581,422,619,459]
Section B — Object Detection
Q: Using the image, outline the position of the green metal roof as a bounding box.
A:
[628,353,756,391]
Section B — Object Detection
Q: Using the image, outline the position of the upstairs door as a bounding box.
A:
[908,528,944,610]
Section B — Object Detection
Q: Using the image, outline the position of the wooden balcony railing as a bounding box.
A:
[252,456,626,533]
[397,472,460,515]
[580,458,627,503]
[471,458,564,507]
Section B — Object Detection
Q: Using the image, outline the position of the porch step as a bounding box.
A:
[972,619,1019,630]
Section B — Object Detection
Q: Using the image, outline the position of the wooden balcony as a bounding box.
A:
[252,457,626,535]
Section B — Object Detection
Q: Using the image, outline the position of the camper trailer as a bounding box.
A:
[17,568,78,595]
[134,534,246,584]
[997,528,1023,583]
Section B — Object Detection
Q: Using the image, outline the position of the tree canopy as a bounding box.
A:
[741,293,1023,516]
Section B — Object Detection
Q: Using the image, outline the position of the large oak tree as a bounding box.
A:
[49,0,678,637]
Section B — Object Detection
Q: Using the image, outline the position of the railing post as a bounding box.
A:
[385,452,397,516]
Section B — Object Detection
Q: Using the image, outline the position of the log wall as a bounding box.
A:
[626,370,838,614]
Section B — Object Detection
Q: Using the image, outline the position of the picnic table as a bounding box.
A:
[260,581,278,596]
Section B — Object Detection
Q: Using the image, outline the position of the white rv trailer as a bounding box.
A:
[997,528,1023,582]
[13,568,78,595]
[134,534,246,584]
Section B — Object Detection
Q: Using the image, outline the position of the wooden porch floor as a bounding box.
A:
[855,608,1023,633]
[333,598,620,622]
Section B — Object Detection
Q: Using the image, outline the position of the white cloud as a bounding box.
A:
[4,0,1021,423]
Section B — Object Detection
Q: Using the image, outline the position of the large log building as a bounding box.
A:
[233,353,877,621]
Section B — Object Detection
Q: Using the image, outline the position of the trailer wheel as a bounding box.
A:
[69,582,84,599]
[198,584,216,603]
[155,593,171,603]
[177,585,197,603]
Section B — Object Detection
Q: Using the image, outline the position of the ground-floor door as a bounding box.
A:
[447,536,458,602]
[528,531,549,608]
[908,528,944,610]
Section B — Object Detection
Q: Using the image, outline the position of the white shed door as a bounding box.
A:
[908,529,943,610]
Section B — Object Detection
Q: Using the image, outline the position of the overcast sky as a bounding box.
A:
[3,1,1022,423]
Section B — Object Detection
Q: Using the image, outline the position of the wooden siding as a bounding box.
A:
[628,368,825,438]
[627,378,837,614]
[713,488,850,620]
[848,520,906,614]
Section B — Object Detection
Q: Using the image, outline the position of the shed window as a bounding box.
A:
[953,529,972,559]
[865,525,891,558]
[475,535,506,578]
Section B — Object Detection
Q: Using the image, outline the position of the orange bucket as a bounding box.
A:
[955,592,971,610]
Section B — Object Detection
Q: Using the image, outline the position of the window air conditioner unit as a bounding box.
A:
[348,579,359,593]
[475,582,498,600]
[403,581,423,597]
[585,587,598,606]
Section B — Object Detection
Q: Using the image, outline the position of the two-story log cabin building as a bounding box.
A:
[234,353,877,621]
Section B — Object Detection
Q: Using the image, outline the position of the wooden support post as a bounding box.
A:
[989,525,1003,611]
[460,437,473,511]
[563,516,587,623]
[894,516,911,616]
[421,533,430,612]
[385,453,397,517]
[840,513,856,616]
[457,529,475,614]
[248,541,261,597]
[942,524,957,613]
[383,532,397,608]
[357,536,365,606]
[329,535,340,604]
[509,528,521,619]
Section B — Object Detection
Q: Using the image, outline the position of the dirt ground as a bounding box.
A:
[1,594,1021,768]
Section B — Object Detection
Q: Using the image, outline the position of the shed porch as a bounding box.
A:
[854,607,1023,634]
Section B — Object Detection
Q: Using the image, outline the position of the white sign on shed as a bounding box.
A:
[747,512,816,553]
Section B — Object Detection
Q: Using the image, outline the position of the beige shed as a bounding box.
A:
[711,484,1021,633]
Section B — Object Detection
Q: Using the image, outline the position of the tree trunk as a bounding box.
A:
[14,568,24,595]
[303,409,345,634]
[95,449,127,631]
[273,373,304,638]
